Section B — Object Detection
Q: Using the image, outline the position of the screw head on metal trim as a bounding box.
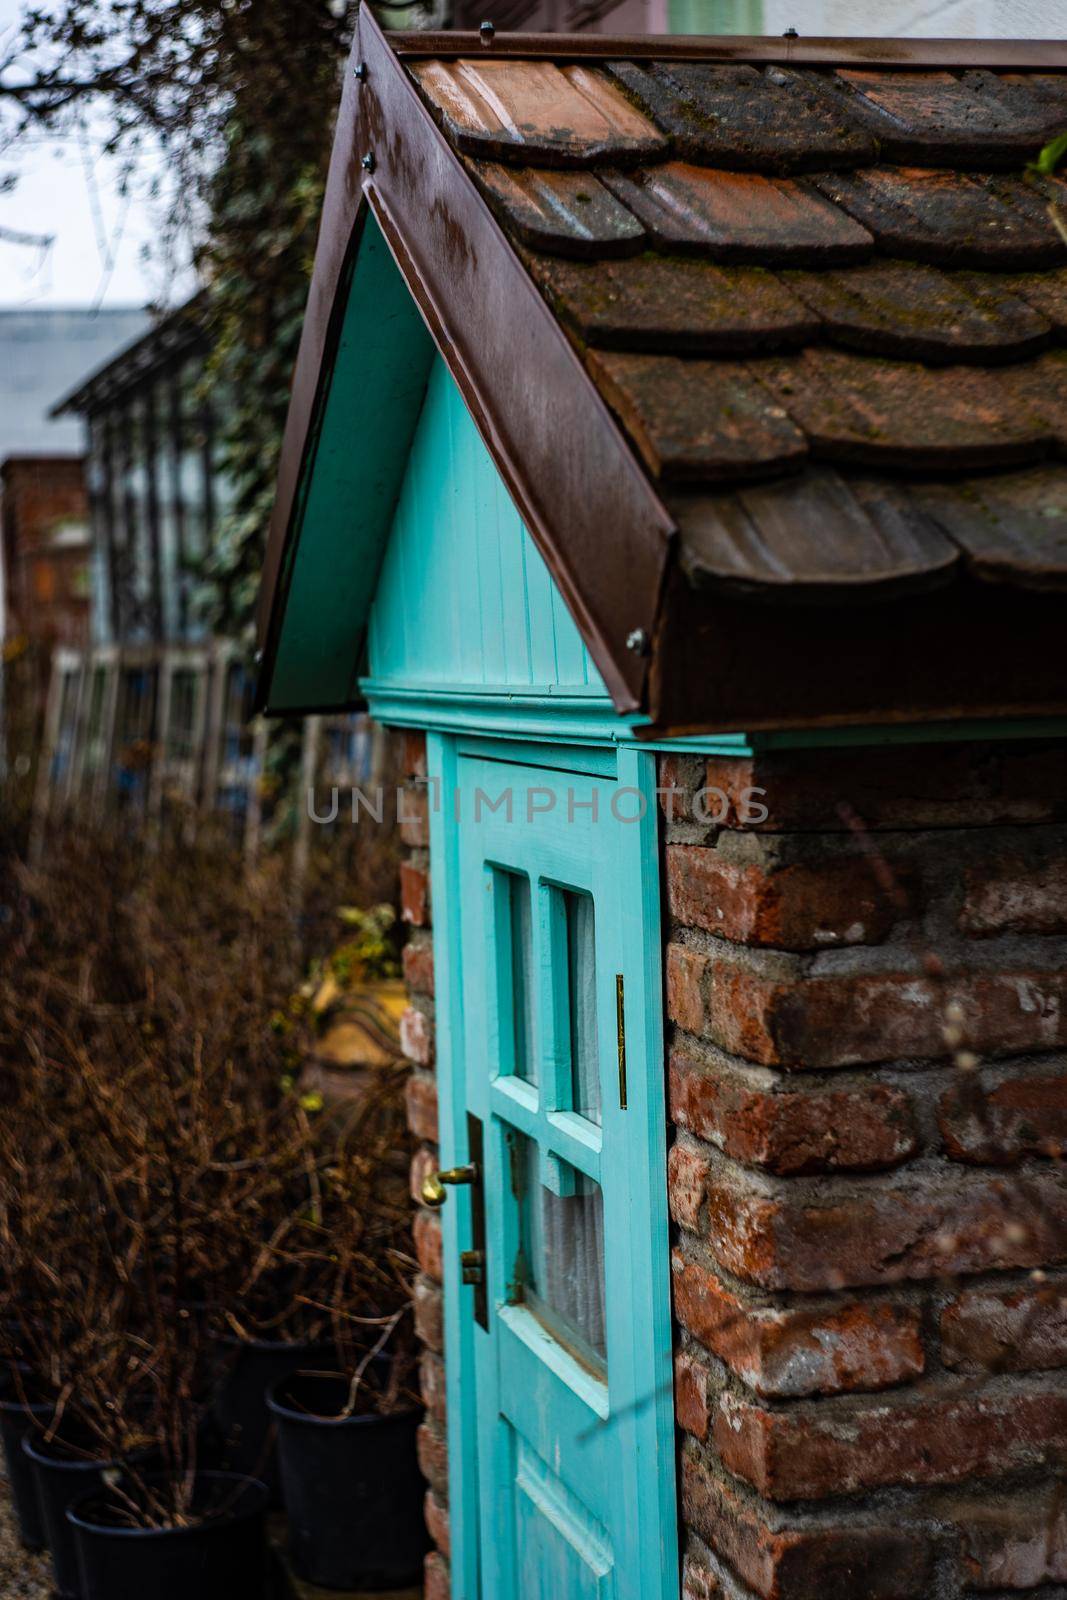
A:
[361,151,375,173]
[626,628,650,656]
[479,19,495,41]
[353,61,367,81]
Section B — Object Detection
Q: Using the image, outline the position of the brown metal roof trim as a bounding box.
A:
[362,17,679,711]
[390,32,1067,72]
[649,569,1067,735]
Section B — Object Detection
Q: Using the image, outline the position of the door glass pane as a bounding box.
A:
[519,1134,606,1366]
[565,890,600,1125]
[167,670,198,763]
[507,873,536,1084]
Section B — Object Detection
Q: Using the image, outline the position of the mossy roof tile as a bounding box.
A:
[403,52,1067,597]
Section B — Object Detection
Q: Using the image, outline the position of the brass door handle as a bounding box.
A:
[420,1164,477,1209]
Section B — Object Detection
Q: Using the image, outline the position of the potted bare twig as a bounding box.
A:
[266,1078,429,1591]
[66,1471,269,1600]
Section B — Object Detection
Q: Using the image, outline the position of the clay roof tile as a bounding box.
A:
[404,49,1067,605]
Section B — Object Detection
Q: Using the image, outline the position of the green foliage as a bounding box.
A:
[332,902,401,983]
[1030,131,1067,177]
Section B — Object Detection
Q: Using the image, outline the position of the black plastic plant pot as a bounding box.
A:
[268,1371,429,1591]
[67,1470,269,1600]
[212,1334,327,1507]
[22,1428,153,1600]
[0,1364,54,1551]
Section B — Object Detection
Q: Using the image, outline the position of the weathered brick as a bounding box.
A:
[753,970,942,1067]
[666,845,906,950]
[682,1548,721,1599]
[660,753,708,825]
[667,944,711,1037]
[425,1489,451,1560]
[668,1141,711,1230]
[682,1452,935,1600]
[941,1279,1067,1373]
[400,859,431,927]
[960,854,1067,937]
[939,1072,1067,1164]
[704,744,1067,833]
[420,1350,447,1426]
[704,1164,1067,1291]
[414,1275,444,1354]
[399,781,431,848]
[940,1487,1067,1590]
[414,1208,443,1284]
[411,1146,438,1209]
[675,1348,712,1441]
[401,730,428,781]
[424,1550,450,1600]
[417,1420,449,1495]
[405,1069,439,1142]
[668,947,923,1066]
[402,936,435,996]
[667,949,1067,1067]
[668,740,1067,1578]
[715,1384,1067,1501]
[672,1250,923,1397]
[670,1051,917,1175]
[666,952,793,1063]
[400,1005,435,1067]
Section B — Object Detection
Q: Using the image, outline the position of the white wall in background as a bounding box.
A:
[760,0,1062,34]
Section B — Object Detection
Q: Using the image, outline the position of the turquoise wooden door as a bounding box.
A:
[426,737,678,1600]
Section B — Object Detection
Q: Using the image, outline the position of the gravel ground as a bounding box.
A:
[0,1470,51,1600]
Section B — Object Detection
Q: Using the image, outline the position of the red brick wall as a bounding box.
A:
[663,742,1067,1600]
[398,730,451,1600]
[1,456,90,648]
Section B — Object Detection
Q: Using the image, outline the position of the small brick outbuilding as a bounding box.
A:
[256,14,1067,1598]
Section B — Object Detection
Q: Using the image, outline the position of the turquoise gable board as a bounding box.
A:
[366,354,609,701]
[266,211,435,714]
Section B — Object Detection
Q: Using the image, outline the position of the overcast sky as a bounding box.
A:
[0,0,192,309]
[0,0,1061,309]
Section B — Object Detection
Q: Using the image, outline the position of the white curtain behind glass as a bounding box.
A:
[523,1138,607,1362]
[566,890,601,1126]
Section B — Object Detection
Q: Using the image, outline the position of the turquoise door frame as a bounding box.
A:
[426,733,678,1600]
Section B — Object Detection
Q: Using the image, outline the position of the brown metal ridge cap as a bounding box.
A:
[387,31,1067,71]
[312,6,676,712]
[253,41,369,697]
